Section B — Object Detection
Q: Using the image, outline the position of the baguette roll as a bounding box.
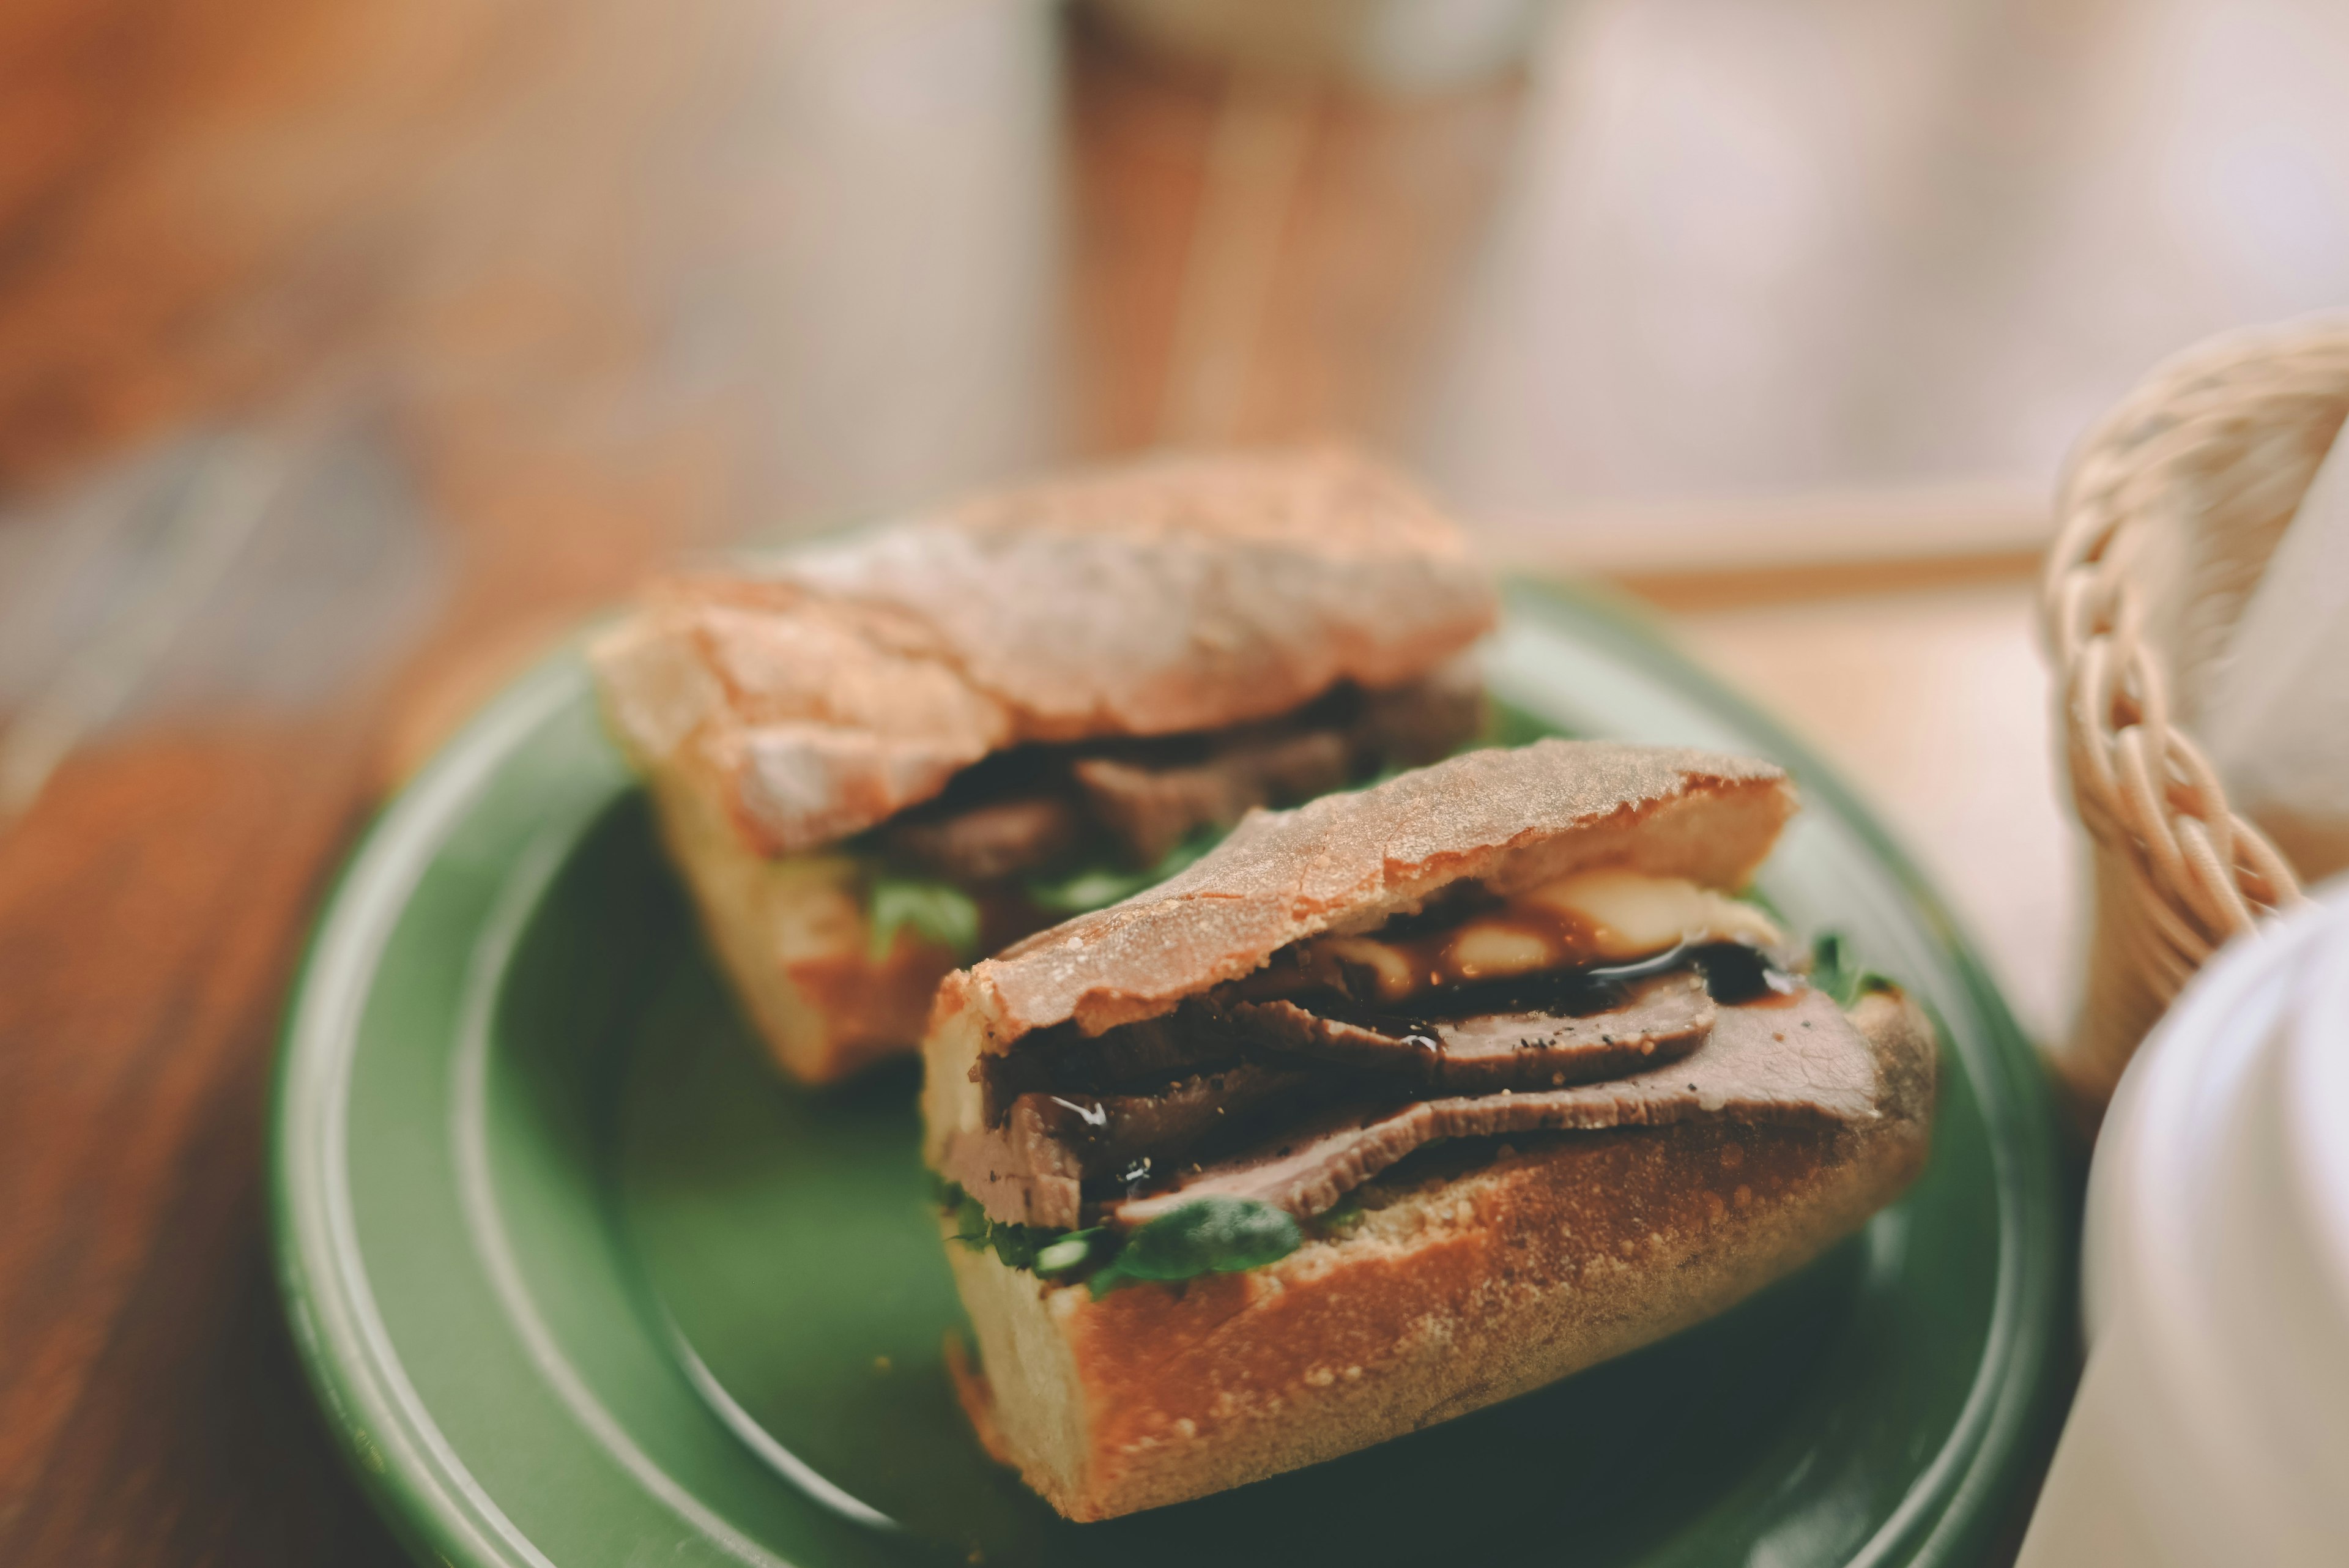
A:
[592,446,1497,1080]
[923,740,1937,1518]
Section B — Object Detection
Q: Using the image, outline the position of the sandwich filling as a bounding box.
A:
[940,871,1893,1269]
[852,668,1482,948]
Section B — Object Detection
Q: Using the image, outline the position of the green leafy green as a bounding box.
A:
[1026,824,1226,916]
[1087,1197,1302,1299]
[945,1186,1080,1272]
[867,873,981,960]
[1809,931,1896,1008]
[938,1183,1303,1296]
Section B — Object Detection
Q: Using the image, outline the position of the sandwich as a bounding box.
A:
[590,445,1497,1082]
[922,738,1937,1520]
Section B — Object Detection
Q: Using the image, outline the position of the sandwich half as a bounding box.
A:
[592,445,1497,1082]
[922,738,1937,1520]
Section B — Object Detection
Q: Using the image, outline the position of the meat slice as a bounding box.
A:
[981,969,1712,1121]
[1067,668,1482,866]
[952,1063,1319,1227]
[1073,728,1353,866]
[941,1101,1085,1230]
[1354,660,1484,767]
[1220,973,1715,1092]
[1430,975,1715,1090]
[878,793,1082,882]
[1115,987,1879,1225]
[978,1009,1239,1124]
[1015,1063,1316,1178]
[1215,1001,1434,1074]
[887,669,1484,880]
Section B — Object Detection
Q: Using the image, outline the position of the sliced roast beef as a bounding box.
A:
[951,1063,1324,1227]
[880,793,1084,881]
[1115,987,1880,1225]
[1012,1062,1318,1178]
[981,969,1718,1137]
[978,1010,1241,1124]
[1214,1000,1437,1076]
[1429,975,1717,1089]
[977,964,1699,1121]
[878,672,1480,886]
[941,1100,1086,1230]
[1354,663,1484,768]
[1074,728,1354,866]
[1067,671,1480,866]
[1219,973,1716,1092]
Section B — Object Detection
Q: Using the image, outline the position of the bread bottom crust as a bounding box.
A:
[948,996,1934,1520]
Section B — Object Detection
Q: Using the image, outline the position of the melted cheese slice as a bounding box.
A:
[1512,868,1783,959]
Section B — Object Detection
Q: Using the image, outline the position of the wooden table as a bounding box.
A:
[6,0,2340,1559]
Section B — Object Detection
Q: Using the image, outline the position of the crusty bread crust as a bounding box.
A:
[592,445,1497,858]
[946,989,1936,1522]
[639,760,956,1083]
[593,444,1494,1082]
[928,739,1794,1080]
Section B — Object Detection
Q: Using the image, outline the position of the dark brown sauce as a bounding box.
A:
[1246,940,1802,1033]
[1693,942,1803,1006]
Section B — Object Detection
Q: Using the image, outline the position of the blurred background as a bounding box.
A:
[4,0,2347,1559]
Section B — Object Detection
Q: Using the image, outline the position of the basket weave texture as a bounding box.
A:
[2041,318,2349,1115]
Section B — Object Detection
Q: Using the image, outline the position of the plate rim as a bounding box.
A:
[273,653,592,1568]
[1503,584,2071,1565]
[271,579,2071,1568]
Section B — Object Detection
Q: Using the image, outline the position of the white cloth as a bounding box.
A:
[2019,886,2349,1567]
[2200,422,2349,882]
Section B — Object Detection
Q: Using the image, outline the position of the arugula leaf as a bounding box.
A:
[938,1183,1302,1296]
[946,1186,1080,1273]
[1809,931,1895,1008]
[1026,824,1226,916]
[1088,1197,1302,1299]
[867,874,981,961]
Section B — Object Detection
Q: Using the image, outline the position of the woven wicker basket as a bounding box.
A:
[2042,316,2349,1118]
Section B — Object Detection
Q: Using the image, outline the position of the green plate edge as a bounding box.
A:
[1499,581,2071,1564]
[270,574,2071,1568]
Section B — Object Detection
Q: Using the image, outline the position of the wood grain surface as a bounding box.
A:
[0,9,1530,1560]
[0,727,401,1563]
[2,0,2333,1559]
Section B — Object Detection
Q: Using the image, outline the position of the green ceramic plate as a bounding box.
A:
[273,581,2068,1568]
